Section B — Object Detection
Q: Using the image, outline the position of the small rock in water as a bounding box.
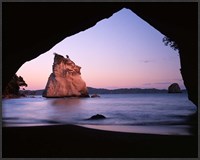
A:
[91,94,100,98]
[168,83,182,93]
[88,114,106,120]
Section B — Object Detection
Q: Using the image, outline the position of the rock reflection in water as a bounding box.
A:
[52,98,82,106]
[46,98,84,123]
[51,98,82,111]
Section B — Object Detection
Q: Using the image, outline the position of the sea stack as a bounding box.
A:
[168,83,182,93]
[43,53,89,98]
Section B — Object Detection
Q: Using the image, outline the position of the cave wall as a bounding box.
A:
[2,3,198,106]
[3,3,122,92]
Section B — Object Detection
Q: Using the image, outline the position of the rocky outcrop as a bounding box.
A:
[88,114,106,120]
[168,83,181,93]
[91,94,100,98]
[3,74,27,98]
[43,53,89,98]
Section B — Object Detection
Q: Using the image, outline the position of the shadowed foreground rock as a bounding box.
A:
[43,53,89,98]
[168,83,181,93]
[2,125,197,158]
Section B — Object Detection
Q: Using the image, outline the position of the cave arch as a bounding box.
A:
[3,3,198,106]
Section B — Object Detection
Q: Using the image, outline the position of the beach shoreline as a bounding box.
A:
[2,124,198,158]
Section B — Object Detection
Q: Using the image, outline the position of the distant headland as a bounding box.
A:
[20,87,187,96]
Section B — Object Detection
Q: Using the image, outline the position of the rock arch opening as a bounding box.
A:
[3,3,197,107]
[16,8,185,94]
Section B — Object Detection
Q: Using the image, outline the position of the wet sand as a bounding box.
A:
[2,124,198,158]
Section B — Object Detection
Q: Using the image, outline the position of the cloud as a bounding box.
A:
[153,82,171,85]
[143,83,152,85]
[173,78,183,82]
[140,60,153,63]
[143,82,171,86]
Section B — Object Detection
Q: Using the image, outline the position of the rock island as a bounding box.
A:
[43,53,89,98]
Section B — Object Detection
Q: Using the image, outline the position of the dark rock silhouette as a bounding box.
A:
[3,3,197,107]
[43,53,89,98]
[88,114,106,120]
[91,94,100,98]
[168,83,182,93]
[3,74,27,98]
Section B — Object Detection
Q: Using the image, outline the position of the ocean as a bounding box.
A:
[2,93,197,135]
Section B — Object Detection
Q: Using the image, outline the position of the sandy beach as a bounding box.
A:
[2,124,197,158]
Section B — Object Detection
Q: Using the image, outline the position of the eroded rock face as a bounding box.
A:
[43,53,89,98]
[168,83,181,93]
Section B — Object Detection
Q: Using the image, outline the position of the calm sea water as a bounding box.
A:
[2,93,197,135]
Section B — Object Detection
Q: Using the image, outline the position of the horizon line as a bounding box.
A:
[21,86,186,91]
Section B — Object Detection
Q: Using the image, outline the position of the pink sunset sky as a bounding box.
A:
[16,8,185,90]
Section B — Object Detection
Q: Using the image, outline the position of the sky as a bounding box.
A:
[16,8,185,90]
